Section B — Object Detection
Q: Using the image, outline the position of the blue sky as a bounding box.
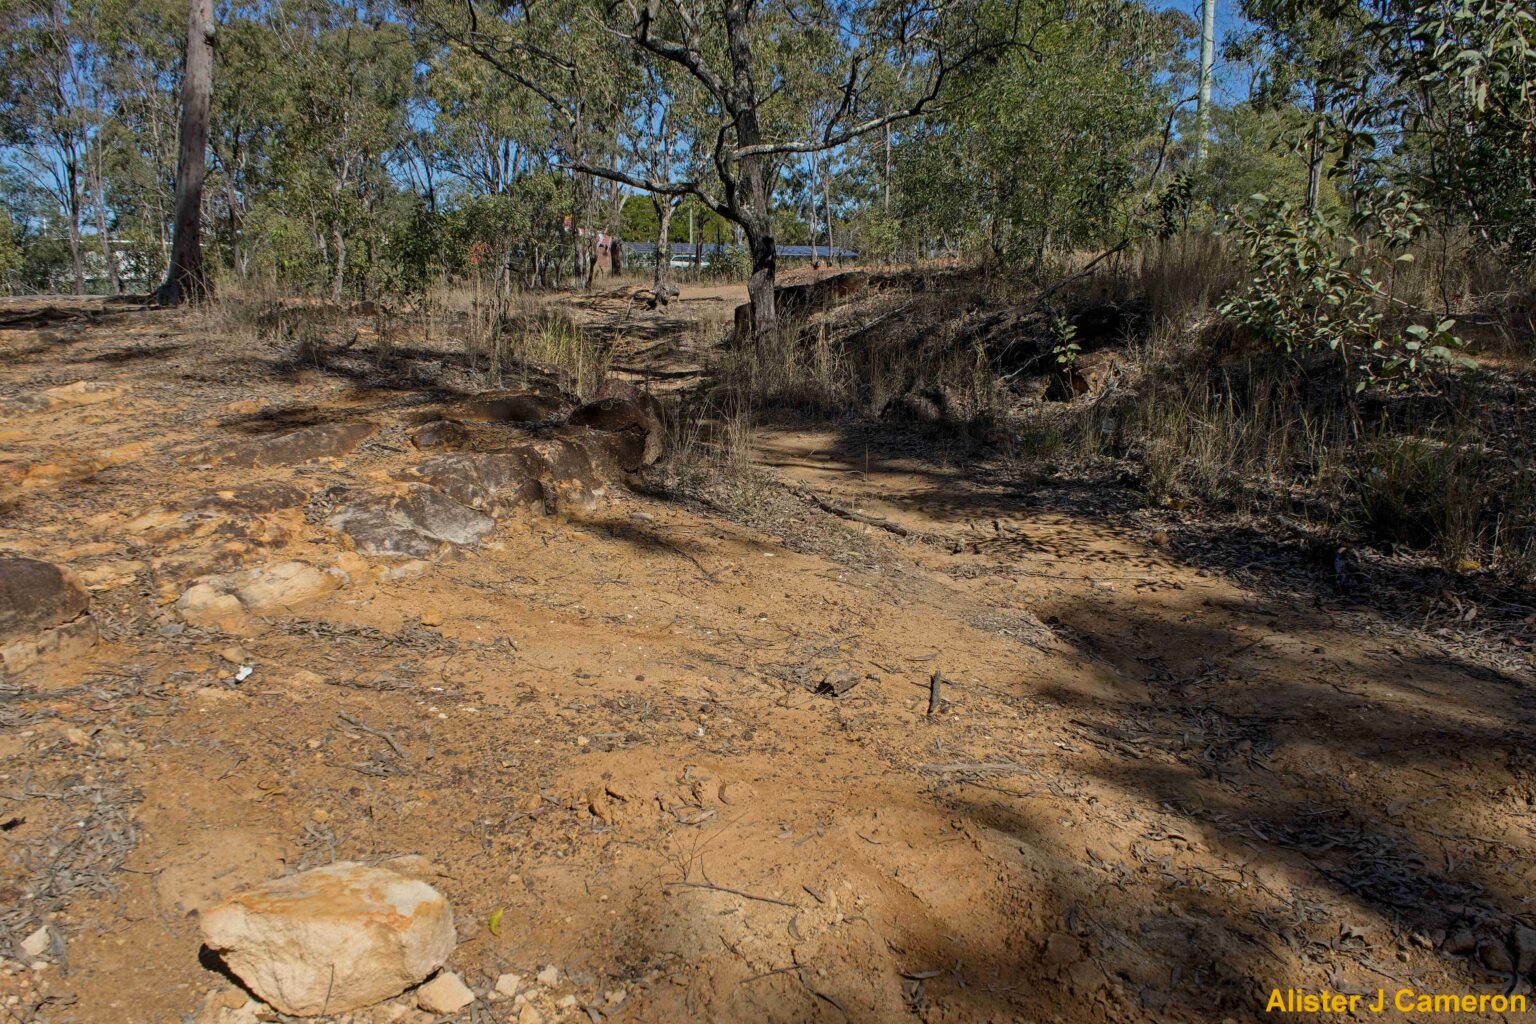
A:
[1150,0,1254,104]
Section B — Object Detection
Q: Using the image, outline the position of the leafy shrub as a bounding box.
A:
[1220,193,1471,388]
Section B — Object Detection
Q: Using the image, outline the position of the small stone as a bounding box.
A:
[556,994,577,1009]
[816,668,859,697]
[517,1003,543,1024]
[195,686,240,704]
[1443,927,1478,955]
[494,973,522,998]
[416,971,474,1014]
[174,584,245,628]
[1515,924,1536,975]
[193,987,260,1024]
[535,964,559,987]
[220,646,249,665]
[1478,938,1515,974]
[420,610,443,627]
[19,927,49,960]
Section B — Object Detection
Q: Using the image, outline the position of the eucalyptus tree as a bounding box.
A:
[266,1,417,298]
[422,0,1006,340]
[0,0,106,292]
[898,0,1192,267]
[96,0,184,285]
[156,0,214,303]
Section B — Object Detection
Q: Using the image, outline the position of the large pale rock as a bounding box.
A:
[0,380,122,419]
[0,554,97,674]
[200,863,456,1017]
[396,452,544,516]
[176,561,347,627]
[326,485,495,558]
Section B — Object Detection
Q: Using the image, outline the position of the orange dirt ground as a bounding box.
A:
[1,286,1533,1024]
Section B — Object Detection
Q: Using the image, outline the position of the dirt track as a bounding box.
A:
[1,289,1534,1023]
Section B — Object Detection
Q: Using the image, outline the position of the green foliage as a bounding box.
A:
[1220,192,1471,385]
[897,0,1191,266]
[706,246,752,282]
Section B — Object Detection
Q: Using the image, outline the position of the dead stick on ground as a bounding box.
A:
[665,880,799,908]
[336,713,409,759]
[927,670,943,716]
[790,486,916,538]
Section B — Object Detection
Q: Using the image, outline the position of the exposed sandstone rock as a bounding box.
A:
[175,561,348,628]
[452,391,569,424]
[407,419,470,450]
[396,451,544,516]
[0,380,122,419]
[191,481,310,514]
[200,863,455,1017]
[0,555,97,675]
[567,387,665,469]
[327,484,495,558]
[416,971,475,1014]
[193,421,376,468]
[517,437,608,511]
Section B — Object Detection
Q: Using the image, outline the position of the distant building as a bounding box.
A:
[624,242,858,268]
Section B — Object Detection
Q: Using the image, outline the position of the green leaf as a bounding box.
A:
[489,907,505,935]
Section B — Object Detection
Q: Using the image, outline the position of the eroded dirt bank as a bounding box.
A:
[1,293,1533,1024]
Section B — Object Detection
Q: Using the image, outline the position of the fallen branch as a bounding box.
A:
[798,485,915,540]
[919,762,1033,776]
[336,712,409,759]
[664,880,799,908]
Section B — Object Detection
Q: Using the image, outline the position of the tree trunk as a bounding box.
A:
[67,189,84,295]
[723,0,778,341]
[823,160,836,266]
[331,224,346,300]
[1305,86,1325,216]
[156,0,213,306]
[92,188,120,295]
[739,154,777,341]
[653,198,675,295]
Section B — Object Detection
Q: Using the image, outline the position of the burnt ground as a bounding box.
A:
[0,287,1533,1024]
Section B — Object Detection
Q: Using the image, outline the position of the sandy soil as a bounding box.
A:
[1,287,1533,1024]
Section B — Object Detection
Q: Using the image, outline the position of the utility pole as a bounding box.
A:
[1196,0,1216,164]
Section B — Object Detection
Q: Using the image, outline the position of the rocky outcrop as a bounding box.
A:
[192,421,377,469]
[0,555,97,674]
[407,419,470,450]
[567,386,665,469]
[175,561,348,628]
[452,391,569,424]
[396,451,545,516]
[0,380,122,419]
[327,484,496,558]
[199,863,456,1017]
